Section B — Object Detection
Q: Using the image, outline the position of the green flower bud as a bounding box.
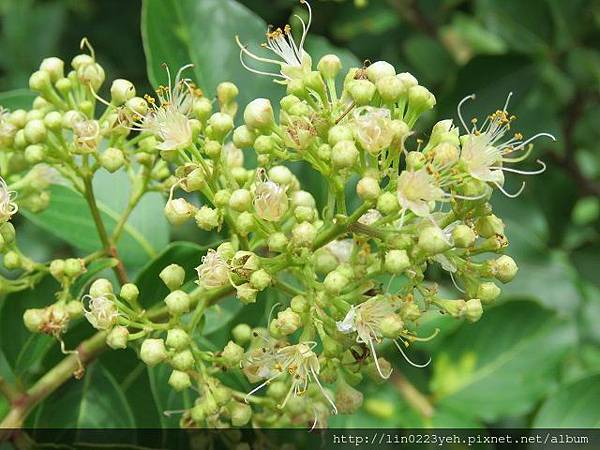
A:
[408,85,436,115]
[266,380,288,400]
[29,70,52,91]
[106,326,129,350]
[365,357,392,384]
[293,205,314,223]
[77,62,105,91]
[243,98,274,131]
[89,278,113,298]
[63,258,85,277]
[356,176,380,201]
[217,81,239,105]
[452,224,476,248]
[229,401,252,427]
[291,190,316,209]
[140,338,168,367]
[418,227,451,255]
[169,370,192,391]
[465,298,483,322]
[348,79,376,105]
[126,96,148,116]
[335,379,364,414]
[3,251,21,270]
[384,249,410,274]
[23,308,45,333]
[166,328,190,351]
[190,404,205,423]
[213,190,231,208]
[54,77,72,95]
[24,144,45,164]
[208,112,234,141]
[100,147,125,173]
[195,206,220,231]
[436,299,466,318]
[317,54,342,80]
[314,248,338,274]
[331,140,359,169]
[0,223,15,245]
[273,308,301,335]
[267,232,288,252]
[290,295,308,314]
[400,302,421,321]
[40,57,64,82]
[324,271,349,294]
[322,334,343,358]
[71,53,94,69]
[222,340,245,367]
[229,189,252,212]
[377,191,399,215]
[236,211,254,236]
[24,119,47,144]
[406,151,426,171]
[49,259,65,281]
[249,269,272,291]
[232,323,252,345]
[431,142,459,166]
[380,314,404,338]
[232,125,255,148]
[193,97,212,121]
[475,214,505,239]
[235,283,258,305]
[165,290,191,316]
[268,165,293,185]
[158,264,185,292]
[26,109,44,121]
[493,255,518,283]
[477,282,501,304]
[165,198,197,226]
[328,125,353,147]
[376,75,405,103]
[304,71,326,96]
[119,284,139,306]
[171,349,195,371]
[110,79,135,105]
[42,112,61,132]
[397,72,418,89]
[291,221,317,247]
[213,385,232,405]
[366,61,396,82]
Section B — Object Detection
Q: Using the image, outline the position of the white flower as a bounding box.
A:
[457,93,553,198]
[132,65,196,151]
[83,294,118,330]
[253,177,289,222]
[324,239,354,264]
[195,249,230,288]
[0,107,16,147]
[242,341,337,414]
[353,107,394,155]
[336,296,430,378]
[236,0,312,82]
[396,168,444,217]
[0,176,17,223]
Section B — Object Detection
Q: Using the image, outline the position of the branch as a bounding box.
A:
[391,372,435,420]
[0,377,21,403]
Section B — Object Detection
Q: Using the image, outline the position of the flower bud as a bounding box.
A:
[477,282,501,304]
[217,81,239,105]
[291,221,317,247]
[273,308,301,335]
[235,282,258,304]
[397,72,418,88]
[165,290,191,316]
[221,340,245,367]
[348,79,376,105]
[465,298,483,322]
[380,314,404,338]
[3,251,21,270]
[431,142,459,166]
[324,271,348,294]
[436,299,466,318]
[243,98,274,131]
[304,71,326,97]
[29,70,51,91]
[195,206,220,231]
[452,224,476,248]
[418,226,451,255]
[328,125,353,147]
[318,54,342,79]
[89,278,113,297]
[140,338,168,367]
[24,119,47,144]
[23,308,45,333]
[40,57,64,82]
[268,165,293,186]
[166,370,191,392]
[107,326,129,350]
[158,264,185,292]
[110,79,135,105]
[165,328,190,351]
[366,61,396,82]
[126,96,148,116]
[253,134,275,154]
[376,75,405,103]
[232,125,255,148]
[493,255,518,283]
[384,249,410,274]
[229,401,252,427]
[291,190,316,208]
[400,303,421,321]
[290,295,308,314]
[335,380,364,414]
[63,258,85,277]
[356,177,380,201]
[408,85,436,114]
[377,192,399,215]
[266,381,288,401]
[249,269,272,291]
[208,112,234,141]
[229,189,252,212]
[171,349,194,371]
[331,140,359,169]
[232,323,252,345]
[77,62,105,91]
[475,214,505,239]
[193,97,212,121]
[405,151,426,170]
[100,147,125,173]
[165,198,197,225]
[49,259,65,281]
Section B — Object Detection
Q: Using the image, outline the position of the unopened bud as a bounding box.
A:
[332,140,359,169]
[222,340,245,367]
[477,282,501,304]
[291,222,317,247]
[452,224,476,248]
[229,401,252,427]
[89,278,113,298]
[317,54,342,79]
[100,147,125,173]
[465,298,483,322]
[324,271,349,295]
[249,269,272,291]
[335,380,364,414]
[418,227,451,255]
[232,323,252,345]
[243,98,274,131]
[166,328,190,350]
[110,79,135,105]
[24,119,47,144]
[107,326,129,350]
[493,255,518,283]
[169,370,192,391]
[165,198,197,225]
[160,264,186,290]
[171,349,194,371]
[165,290,191,316]
[195,206,220,231]
[23,308,45,333]
[140,338,168,367]
[232,125,255,148]
[366,61,396,82]
[475,214,505,238]
[229,189,252,212]
[40,57,65,82]
[384,249,410,274]
[348,79,376,105]
[356,177,380,201]
[273,308,301,335]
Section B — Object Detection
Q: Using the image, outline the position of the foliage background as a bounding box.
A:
[0,0,599,432]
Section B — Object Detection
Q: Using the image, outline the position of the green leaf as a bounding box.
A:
[0,89,36,109]
[34,362,135,428]
[70,258,119,298]
[147,363,185,428]
[533,373,600,427]
[431,300,577,422]
[22,185,163,267]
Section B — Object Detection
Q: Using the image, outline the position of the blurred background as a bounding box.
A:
[0,0,599,431]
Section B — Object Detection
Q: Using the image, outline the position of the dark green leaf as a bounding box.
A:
[0,89,36,109]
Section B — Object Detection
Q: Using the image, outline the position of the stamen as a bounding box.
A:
[492,159,546,176]
[457,94,476,133]
[393,339,431,368]
[494,181,526,198]
[368,339,392,379]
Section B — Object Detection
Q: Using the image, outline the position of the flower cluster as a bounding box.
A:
[11,2,553,430]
